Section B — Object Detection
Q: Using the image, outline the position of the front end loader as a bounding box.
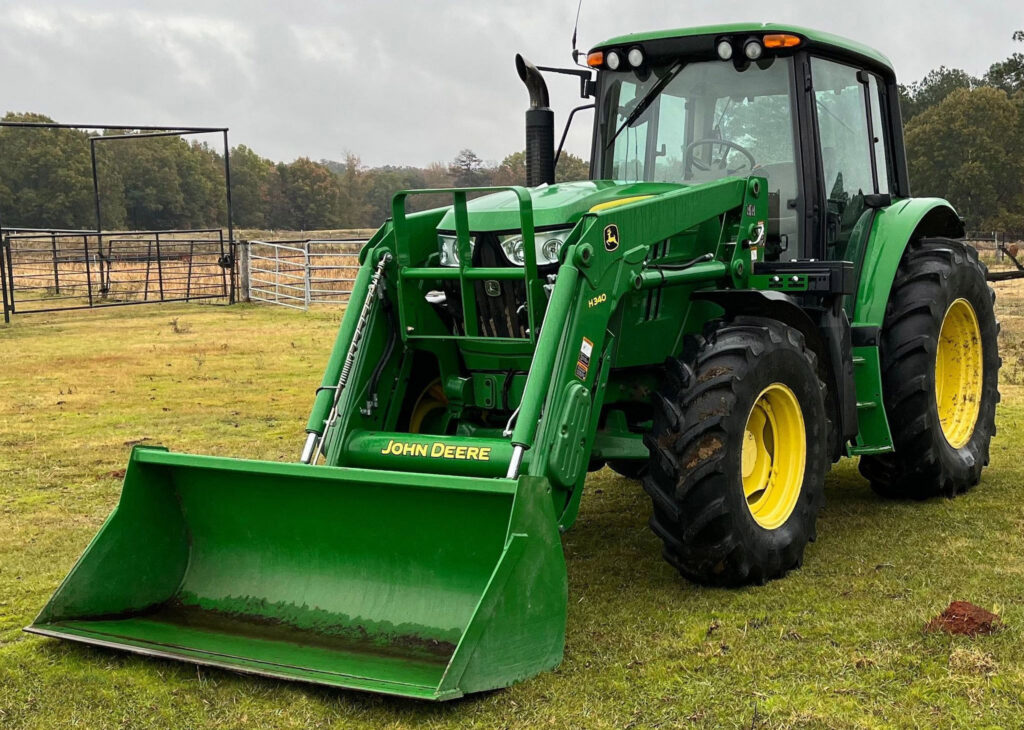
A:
[29,24,1000,699]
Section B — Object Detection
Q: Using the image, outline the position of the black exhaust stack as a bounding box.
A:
[516,54,555,187]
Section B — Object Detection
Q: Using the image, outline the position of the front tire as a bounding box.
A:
[642,318,829,586]
[859,237,999,499]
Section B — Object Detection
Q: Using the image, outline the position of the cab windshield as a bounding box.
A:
[595,56,800,256]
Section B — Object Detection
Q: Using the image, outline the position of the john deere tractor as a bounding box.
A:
[30,24,999,699]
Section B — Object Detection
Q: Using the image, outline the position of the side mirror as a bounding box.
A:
[863,193,892,209]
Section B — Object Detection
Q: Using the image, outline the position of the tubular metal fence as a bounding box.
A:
[245,239,365,309]
[6,227,1019,323]
[1,228,234,322]
[965,231,1024,281]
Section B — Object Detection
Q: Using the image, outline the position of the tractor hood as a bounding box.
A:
[436,180,686,232]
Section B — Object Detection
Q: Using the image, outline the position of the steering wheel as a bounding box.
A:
[683,138,756,176]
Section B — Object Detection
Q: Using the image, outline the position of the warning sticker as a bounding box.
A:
[575,337,594,380]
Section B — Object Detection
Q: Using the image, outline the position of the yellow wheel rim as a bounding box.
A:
[741,383,806,530]
[935,298,983,449]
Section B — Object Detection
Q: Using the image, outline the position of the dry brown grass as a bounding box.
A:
[238,227,378,241]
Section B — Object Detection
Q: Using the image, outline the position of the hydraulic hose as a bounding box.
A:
[303,252,391,463]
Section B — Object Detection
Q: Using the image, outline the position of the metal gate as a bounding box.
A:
[1,228,234,322]
[246,239,364,309]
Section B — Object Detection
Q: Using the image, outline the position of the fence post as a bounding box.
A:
[1,235,9,323]
[98,232,109,297]
[50,232,60,294]
[238,240,251,302]
[82,235,94,307]
[274,244,281,303]
[143,239,152,301]
[154,232,165,301]
[186,239,195,301]
[304,241,312,310]
[223,230,235,304]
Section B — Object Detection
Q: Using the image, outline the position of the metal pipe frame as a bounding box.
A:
[3,229,230,314]
[0,121,235,320]
[246,240,365,309]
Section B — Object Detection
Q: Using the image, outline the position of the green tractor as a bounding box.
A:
[30,24,999,699]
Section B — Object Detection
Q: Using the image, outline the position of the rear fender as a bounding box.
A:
[693,289,819,344]
[845,197,962,455]
[852,198,963,329]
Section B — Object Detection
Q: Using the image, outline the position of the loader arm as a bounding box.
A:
[307,177,767,525]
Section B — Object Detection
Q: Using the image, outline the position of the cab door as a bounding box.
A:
[809,57,892,267]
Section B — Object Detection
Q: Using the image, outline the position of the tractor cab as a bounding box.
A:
[584,25,907,268]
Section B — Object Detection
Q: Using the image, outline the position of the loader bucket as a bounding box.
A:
[27,446,567,700]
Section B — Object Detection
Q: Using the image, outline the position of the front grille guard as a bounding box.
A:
[390,186,548,344]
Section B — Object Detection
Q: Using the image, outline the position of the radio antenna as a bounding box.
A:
[571,0,584,64]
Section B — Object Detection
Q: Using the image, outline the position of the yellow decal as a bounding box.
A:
[588,195,653,213]
[380,439,492,461]
[588,293,607,308]
[603,224,620,252]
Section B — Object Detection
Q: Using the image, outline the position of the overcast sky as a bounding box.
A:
[0,1,1020,168]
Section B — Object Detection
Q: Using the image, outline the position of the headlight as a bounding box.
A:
[437,234,475,267]
[498,227,573,267]
[498,234,526,265]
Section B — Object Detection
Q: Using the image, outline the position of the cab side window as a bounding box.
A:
[609,81,649,181]
[811,57,875,259]
[868,75,891,195]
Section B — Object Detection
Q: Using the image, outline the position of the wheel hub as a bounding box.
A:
[935,298,982,449]
[742,383,806,530]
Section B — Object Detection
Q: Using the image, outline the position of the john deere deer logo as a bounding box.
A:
[603,224,619,252]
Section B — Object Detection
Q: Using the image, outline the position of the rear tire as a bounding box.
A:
[859,238,999,499]
[642,318,829,586]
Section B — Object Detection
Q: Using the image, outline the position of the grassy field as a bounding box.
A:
[2,289,1024,729]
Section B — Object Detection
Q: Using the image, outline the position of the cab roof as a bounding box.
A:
[592,23,893,73]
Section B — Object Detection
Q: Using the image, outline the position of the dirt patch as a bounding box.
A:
[685,435,724,469]
[925,601,1002,637]
[657,431,680,450]
[697,366,731,383]
[104,469,126,479]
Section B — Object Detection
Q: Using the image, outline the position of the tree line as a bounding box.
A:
[900,30,1024,230]
[0,115,587,232]
[1,30,1021,233]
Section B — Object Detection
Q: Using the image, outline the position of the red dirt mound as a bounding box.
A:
[925,601,1002,637]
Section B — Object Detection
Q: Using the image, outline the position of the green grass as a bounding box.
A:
[2,300,1024,729]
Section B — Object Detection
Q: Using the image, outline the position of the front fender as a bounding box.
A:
[852,197,963,328]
